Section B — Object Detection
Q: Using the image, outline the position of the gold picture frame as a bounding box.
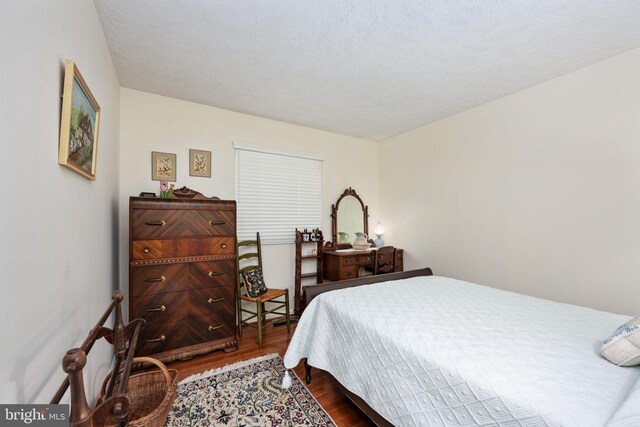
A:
[189,149,211,177]
[151,151,177,181]
[58,60,101,180]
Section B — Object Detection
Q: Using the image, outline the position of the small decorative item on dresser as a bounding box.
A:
[58,60,101,180]
[373,222,385,247]
[151,151,176,181]
[159,181,174,198]
[189,149,211,177]
[352,232,370,250]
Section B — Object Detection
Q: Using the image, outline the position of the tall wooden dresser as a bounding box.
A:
[129,189,238,363]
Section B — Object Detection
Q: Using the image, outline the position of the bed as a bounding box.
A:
[283,269,640,426]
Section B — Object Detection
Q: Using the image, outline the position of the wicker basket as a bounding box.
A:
[99,357,178,427]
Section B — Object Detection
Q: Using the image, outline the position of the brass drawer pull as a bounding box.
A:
[145,221,166,226]
[209,220,225,226]
[145,276,166,283]
[208,324,224,332]
[208,297,225,304]
[220,243,227,249]
[143,247,151,253]
[145,305,166,312]
[145,335,165,343]
[208,271,224,277]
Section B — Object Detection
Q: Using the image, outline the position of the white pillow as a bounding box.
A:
[601,316,640,366]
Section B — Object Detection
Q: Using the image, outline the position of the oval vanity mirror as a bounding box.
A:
[330,188,369,248]
[337,196,364,243]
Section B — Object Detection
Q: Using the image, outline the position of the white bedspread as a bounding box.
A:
[283,276,640,426]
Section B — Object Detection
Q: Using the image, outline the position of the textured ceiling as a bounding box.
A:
[95,1,640,141]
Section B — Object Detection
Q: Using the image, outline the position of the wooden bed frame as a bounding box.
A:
[301,267,434,427]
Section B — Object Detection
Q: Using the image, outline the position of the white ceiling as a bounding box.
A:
[95,1,640,141]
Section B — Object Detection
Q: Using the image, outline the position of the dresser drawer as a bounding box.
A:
[356,254,373,265]
[340,266,358,280]
[343,256,355,265]
[132,209,236,239]
[190,287,236,321]
[131,291,189,325]
[131,286,234,325]
[130,260,235,296]
[132,236,235,260]
[342,254,373,265]
[137,313,234,356]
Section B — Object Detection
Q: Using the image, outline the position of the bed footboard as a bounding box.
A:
[303,267,433,307]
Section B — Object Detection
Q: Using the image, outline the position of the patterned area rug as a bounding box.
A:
[165,353,336,426]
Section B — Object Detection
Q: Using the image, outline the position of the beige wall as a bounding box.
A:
[380,48,640,315]
[0,1,120,403]
[119,88,379,315]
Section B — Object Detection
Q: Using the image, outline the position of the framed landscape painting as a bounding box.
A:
[151,151,177,181]
[58,60,101,180]
[189,149,211,177]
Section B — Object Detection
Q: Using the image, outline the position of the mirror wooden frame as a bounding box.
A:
[329,187,369,248]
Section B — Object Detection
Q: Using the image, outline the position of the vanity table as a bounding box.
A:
[322,188,404,281]
[324,248,404,281]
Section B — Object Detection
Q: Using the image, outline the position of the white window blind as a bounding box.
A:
[235,143,322,244]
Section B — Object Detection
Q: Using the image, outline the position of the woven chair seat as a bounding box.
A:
[240,288,287,303]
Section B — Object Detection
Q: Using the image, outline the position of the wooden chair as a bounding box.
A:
[237,232,290,348]
[374,246,396,275]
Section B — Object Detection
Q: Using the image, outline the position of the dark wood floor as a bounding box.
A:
[170,322,376,427]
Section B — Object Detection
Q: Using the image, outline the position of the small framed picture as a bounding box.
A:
[303,233,310,242]
[151,151,176,181]
[189,149,211,177]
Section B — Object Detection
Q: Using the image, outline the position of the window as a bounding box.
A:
[234,142,323,244]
